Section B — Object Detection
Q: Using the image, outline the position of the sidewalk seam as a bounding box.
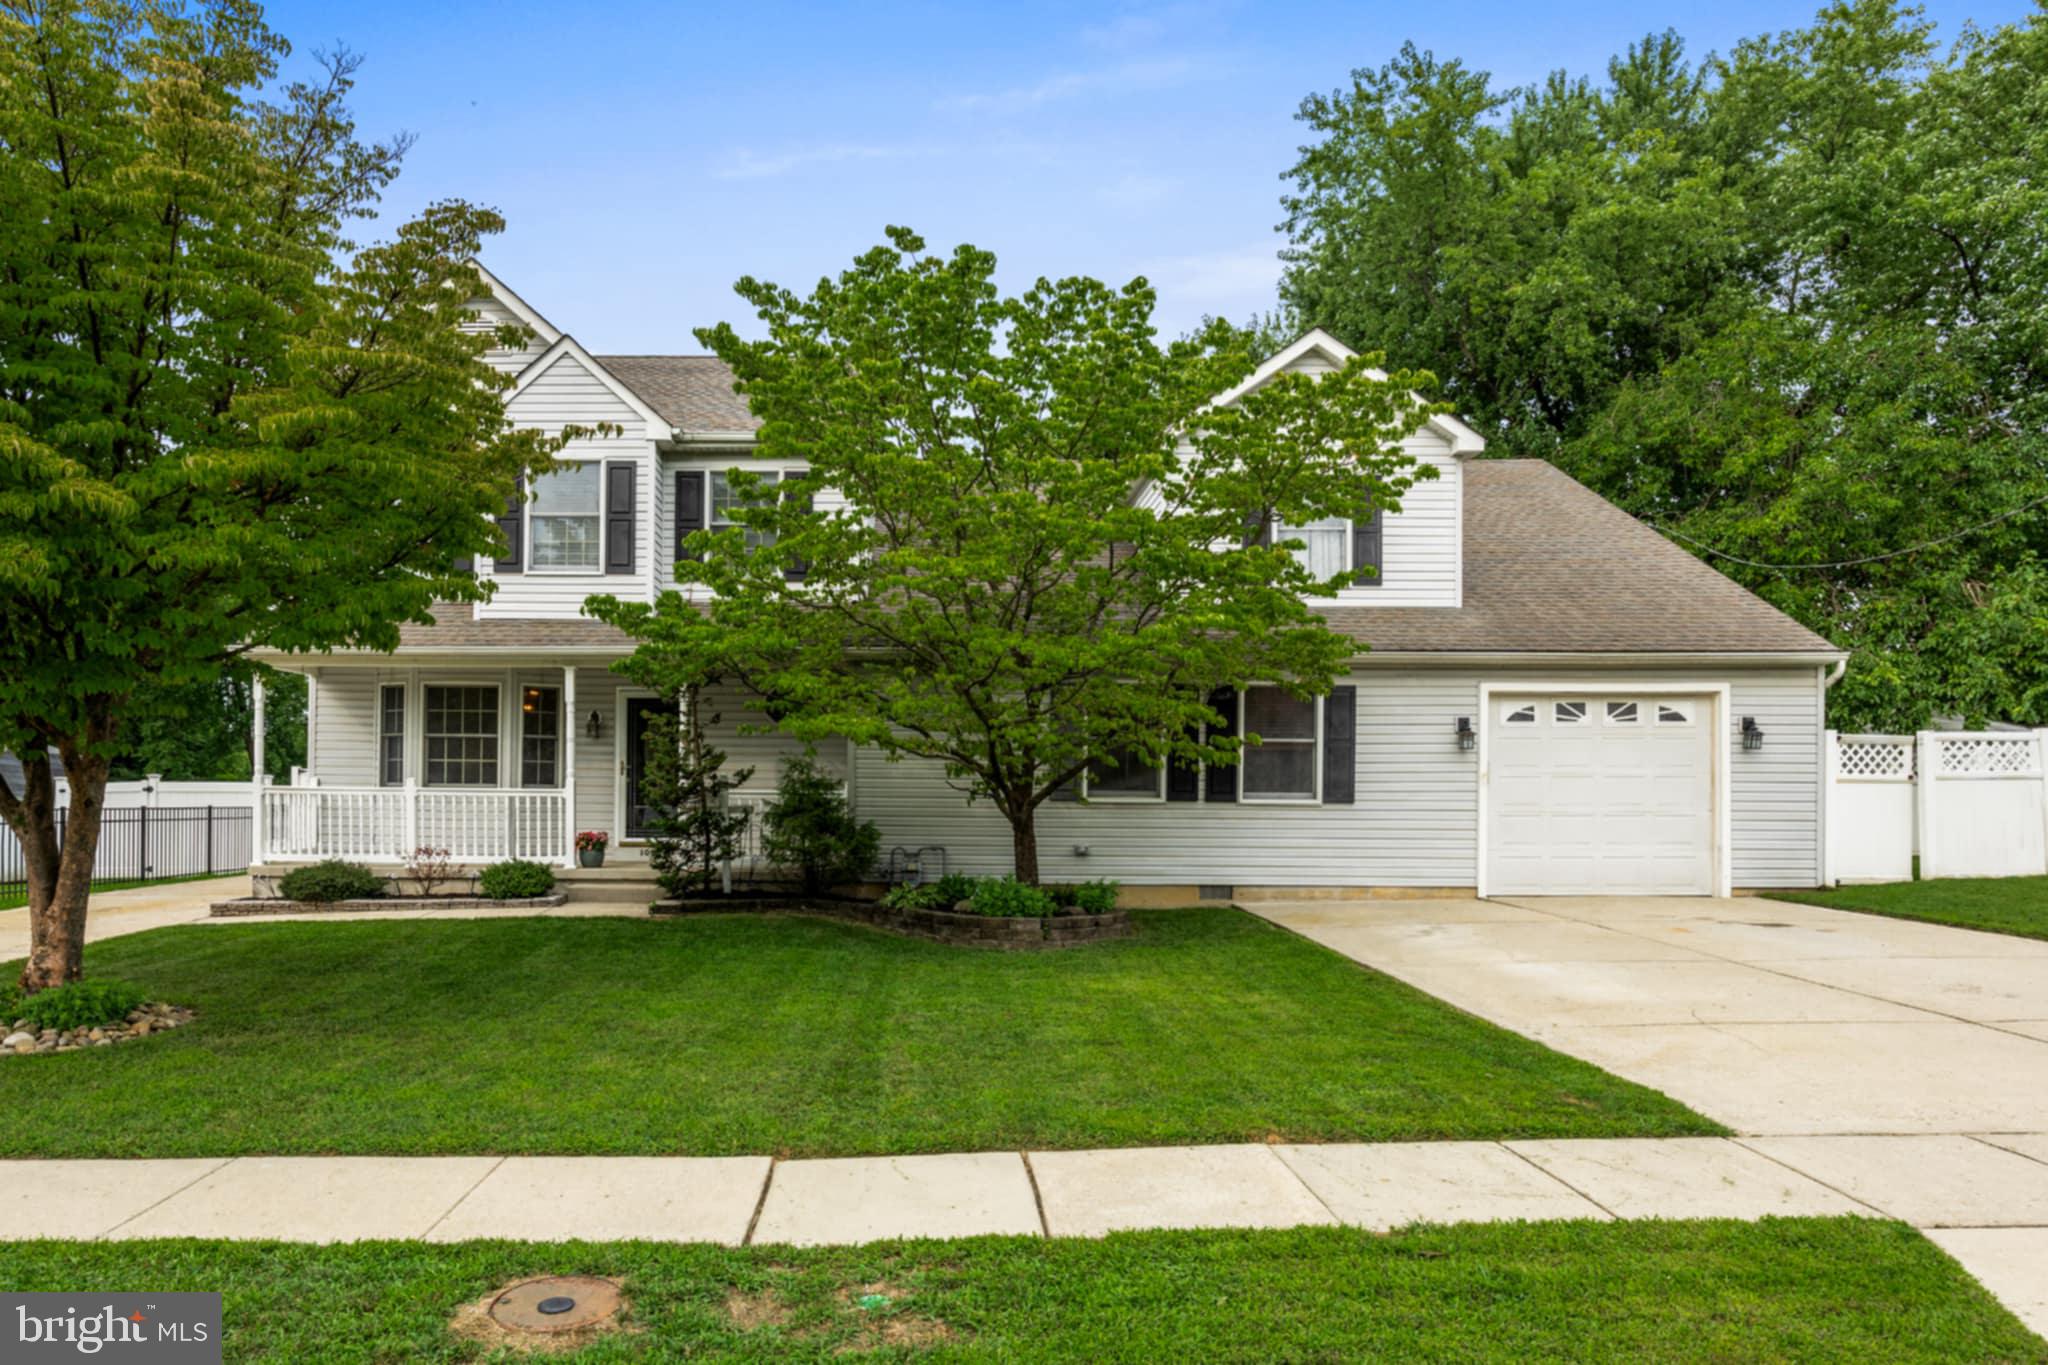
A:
[742,1158,776,1246]
[1726,1138,1897,1219]
[421,1156,506,1239]
[1497,1143,1620,1220]
[1019,1151,1051,1238]
[1264,1145,1344,1227]
[97,1157,237,1239]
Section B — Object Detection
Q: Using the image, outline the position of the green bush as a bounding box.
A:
[0,982,21,1024]
[17,979,148,1032]
[477,860,556,899]
[1068,879,1122,914]
[929,872,979,906]
[762,756,882,894]
[277,860,383,903]
[880,882,947,911]
[965,875,1057,918]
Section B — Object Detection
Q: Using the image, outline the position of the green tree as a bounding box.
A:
[591,228,1436,882]
[107,673,306,783]
[638,686,754,897]
[1280,1,2048,729]
[0,0,558,991]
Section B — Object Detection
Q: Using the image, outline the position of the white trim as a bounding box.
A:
[1476,679,1734,899]
[468,261,563,352]
[1349,650,1847,666]
[1207,328,1488,455]
[509,335,670,433]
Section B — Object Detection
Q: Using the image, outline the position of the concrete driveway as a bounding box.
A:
[0,876,244,962]
[1248,894,2048,1136]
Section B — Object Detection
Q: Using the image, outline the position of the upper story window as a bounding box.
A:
[710,470,782,551]
[1277,516,1350,580]
[530,463,602,571]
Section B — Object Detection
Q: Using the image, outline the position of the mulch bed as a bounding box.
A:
[210,893,569,917]
[651,895,1131,949]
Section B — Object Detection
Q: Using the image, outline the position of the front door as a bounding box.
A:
[623,695,668,840]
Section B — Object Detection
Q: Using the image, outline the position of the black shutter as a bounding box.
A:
[1166,707,1202,802]
[675,470,706,561]
[1205,686,1239,803]
[1322,685,1356,804]
[605,461,636,574]
[783,486,812,581]
[492,474,524,573]
[1352,508,1383,584]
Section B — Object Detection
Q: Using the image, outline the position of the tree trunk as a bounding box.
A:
[15,747,109,994]
[1009,807,1040,885]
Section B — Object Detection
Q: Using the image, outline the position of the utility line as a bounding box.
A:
[1654,492,2048,572]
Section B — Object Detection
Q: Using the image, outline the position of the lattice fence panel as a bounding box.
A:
[1932,736,2040,778]
[1837,737,1915,781]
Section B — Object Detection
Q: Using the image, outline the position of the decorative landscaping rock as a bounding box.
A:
[0,1002,193,1057]
[210,893,570,917]
[650,896,1131,949]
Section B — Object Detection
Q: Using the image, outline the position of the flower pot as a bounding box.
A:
[579,848,606,868]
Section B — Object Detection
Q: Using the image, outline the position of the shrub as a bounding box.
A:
[0,982,21,1024]
[1068,878,1122,914]
[17,979,148,1032]
[641,689,753,896]
[277,860,383,903]
[964,875,1056,918]
[762,756,882,894]
[928,872,979,906]
[880,881,946,911]
[477,859,556,899]
[403,846,455,897]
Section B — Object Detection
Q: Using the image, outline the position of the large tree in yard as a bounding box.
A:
[589,228,1437,883]
[0,0,557,990]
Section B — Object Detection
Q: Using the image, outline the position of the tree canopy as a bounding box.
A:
[591,227,1438,882]
[1280,0,2048,729]
[0,0,554,988]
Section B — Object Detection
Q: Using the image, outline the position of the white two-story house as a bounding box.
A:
[249,268,1845,898]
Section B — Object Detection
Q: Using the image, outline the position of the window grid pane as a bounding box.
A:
[423,686,498,787]
[529,463,601,569]
[711,471,780,550]
[378,686,405,787]
[1279,517,1348,579]
[1242,690,1318,799]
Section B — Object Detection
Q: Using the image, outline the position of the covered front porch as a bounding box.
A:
[254,656,795,871]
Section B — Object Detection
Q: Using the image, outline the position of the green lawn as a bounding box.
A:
[0,909,1717,1156]
[1773,875,2048,942]
[7,1220,2038,1363]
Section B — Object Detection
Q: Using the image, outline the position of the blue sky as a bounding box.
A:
[260,0,2032,352]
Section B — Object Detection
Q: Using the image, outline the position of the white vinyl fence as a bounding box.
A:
[1826,730,2048,883]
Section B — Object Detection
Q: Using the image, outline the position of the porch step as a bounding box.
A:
[555,866,662,905]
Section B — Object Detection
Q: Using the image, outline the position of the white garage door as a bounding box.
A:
[1487,694,1715,895]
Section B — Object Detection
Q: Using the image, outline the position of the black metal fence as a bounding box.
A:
[0,805,251,898]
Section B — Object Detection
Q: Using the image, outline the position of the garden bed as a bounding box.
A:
[210,894,568,917]
[4,1001,192,1057]
[651,894,1130,948]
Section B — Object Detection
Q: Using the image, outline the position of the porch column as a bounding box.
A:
[561,663,577,867]
[250,673,266,865]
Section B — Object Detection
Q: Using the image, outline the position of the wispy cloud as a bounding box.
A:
[714,142,924,181]
[937,56,1202,114]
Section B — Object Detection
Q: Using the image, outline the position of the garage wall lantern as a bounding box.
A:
[1455,716,1475,751]
[586,710,603,740]
[1741,716,1765,751]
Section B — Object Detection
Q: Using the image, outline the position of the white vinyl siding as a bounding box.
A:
[461,296,551,374]
[846,664,1823,889]
[478,349,657,620]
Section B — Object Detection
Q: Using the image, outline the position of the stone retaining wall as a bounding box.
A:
[651,897,1131,949]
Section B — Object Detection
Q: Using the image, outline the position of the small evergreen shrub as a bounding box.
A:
[277,860,383,903]
[965,875,1057,918]
[762,756,882,893]
[477,859,556,899]
[18,979,148,1032]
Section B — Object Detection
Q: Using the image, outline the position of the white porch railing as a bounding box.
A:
[261,786,568,864]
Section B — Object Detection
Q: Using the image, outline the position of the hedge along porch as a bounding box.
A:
[252,650,838,871]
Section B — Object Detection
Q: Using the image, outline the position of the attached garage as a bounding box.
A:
[1482,686,1726,897]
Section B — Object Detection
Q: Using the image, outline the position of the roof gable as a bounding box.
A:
[467,262,562,351]
[508,336,670,432]
[1213,329,1487,455]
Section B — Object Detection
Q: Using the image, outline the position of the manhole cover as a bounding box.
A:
[488,1276,623,1333]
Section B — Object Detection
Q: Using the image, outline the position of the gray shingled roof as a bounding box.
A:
[595,355,760,433]
[322,461,1835,659]
[1315,460,1839,655]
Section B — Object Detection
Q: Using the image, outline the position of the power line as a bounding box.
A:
[1654,492,2048,572]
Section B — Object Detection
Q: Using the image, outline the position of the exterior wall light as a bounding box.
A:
[587,710,603,740]
[1741,716,1765,751]
[1456,716,1475,751]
